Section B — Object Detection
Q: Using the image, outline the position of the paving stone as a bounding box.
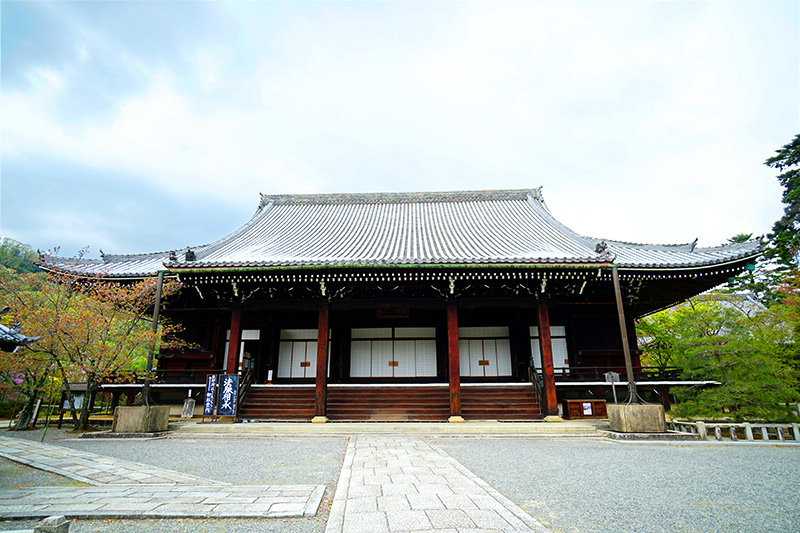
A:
[389,509,437,531]
[324,434,546,533]
[426,508,477,528]
[210,503,274,515]
[438,493,479,509]
[269,502,306,513]
[464,508,517,529]
[362,474,392,485]
[406,493,445,510]
[96,502,161,512]
[377,495,411,511]
[381,483,419,496]
[495,507,532,529]
[348,484,382,498]
[416,483,453,495]
[346,496,378,513]
[342,511,389,533]
[468,493,507,511]
[201,496,256,504]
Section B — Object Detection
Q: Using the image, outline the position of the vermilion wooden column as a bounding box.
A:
[225,304,242,375]
[447,301,462,418]
[314,302,329,419]
[537,300,559,417]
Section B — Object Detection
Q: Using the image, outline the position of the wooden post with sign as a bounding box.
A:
[202,374,217,422]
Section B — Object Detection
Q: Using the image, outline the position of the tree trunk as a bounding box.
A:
[75,379,97,432]
[61,379,80,428]
[12,392,36,430]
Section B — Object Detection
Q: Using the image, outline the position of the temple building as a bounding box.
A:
[53,188,761,421]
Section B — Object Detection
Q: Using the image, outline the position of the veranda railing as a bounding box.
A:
[669,420,800,442]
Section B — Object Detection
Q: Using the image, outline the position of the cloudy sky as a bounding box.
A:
[1,1,797,259]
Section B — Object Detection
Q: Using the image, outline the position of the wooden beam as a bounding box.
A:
[315,302,330,417]
[537,301,558,416]
[225,304,242,375]
[447,301,461,417]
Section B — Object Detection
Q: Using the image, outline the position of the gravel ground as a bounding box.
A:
[1,517,327,532]
[55,435,349,486]
[432,437,800,533]
[0,458,88,488]
[6,427,800,532]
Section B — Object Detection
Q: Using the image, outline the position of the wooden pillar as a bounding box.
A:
[612,266,638,403]
[660,387,671,411]
[313,302,330,422]
[142,270,165,406]
[537,300,560,419]
[225,304,242,375]
[447,301,463,421]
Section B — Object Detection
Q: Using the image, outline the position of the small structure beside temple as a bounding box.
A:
[49,188,761,421]
[0,306,39,353]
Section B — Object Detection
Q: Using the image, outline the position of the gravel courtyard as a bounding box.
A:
[2,428,799,532]
[432,438,800,533]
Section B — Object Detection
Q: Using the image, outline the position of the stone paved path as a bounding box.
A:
[0,437,223,486]
[325,435,548,532]
[0,437,324,519]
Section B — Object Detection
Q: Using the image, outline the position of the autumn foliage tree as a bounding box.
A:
[0,266,180,431]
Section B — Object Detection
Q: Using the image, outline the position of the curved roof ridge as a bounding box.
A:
[523,193,598,253]
[602,238,761,252]
[100,250,173,263]
[260,188,542,206]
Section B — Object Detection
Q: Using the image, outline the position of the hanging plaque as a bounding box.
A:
[217,374,239,416]
[203,374,217,416]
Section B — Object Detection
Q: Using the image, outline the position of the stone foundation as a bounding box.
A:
[111,406,170,433]
[607,404,666,433]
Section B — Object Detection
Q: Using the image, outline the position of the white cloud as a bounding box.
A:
[1,1,794,252]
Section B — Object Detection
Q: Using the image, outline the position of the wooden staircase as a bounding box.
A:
[237,385,315,421]
[327,385,451,421]
[238,383,541,422]
[461,384,542,421]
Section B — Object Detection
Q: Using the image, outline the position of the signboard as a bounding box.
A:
[203,374,217,416]
[217,374,239,416]
[62,392,86,410]
[582,402,593,416]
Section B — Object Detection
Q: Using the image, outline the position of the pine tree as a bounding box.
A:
[765,134,800,269]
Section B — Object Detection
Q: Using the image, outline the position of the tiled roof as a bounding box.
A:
[0,308,39,350]
[53,188,761,277]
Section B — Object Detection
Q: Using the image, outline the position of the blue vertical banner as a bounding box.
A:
[217,374,239,416]
[203,374,217,416]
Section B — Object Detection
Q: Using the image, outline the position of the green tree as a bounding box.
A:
[0,238,40,274]
[638,296,798,421]
[765,134,800,269]
[718,233,786,306]
[0,267,181,431]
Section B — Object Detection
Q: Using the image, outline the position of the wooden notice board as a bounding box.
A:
[562,399,607,420]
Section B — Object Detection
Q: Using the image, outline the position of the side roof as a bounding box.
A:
[51,188,761,277]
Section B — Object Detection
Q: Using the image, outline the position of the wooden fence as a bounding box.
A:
[668,420,800,442]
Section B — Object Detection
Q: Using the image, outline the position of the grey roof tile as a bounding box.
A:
[53,188,761,276]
